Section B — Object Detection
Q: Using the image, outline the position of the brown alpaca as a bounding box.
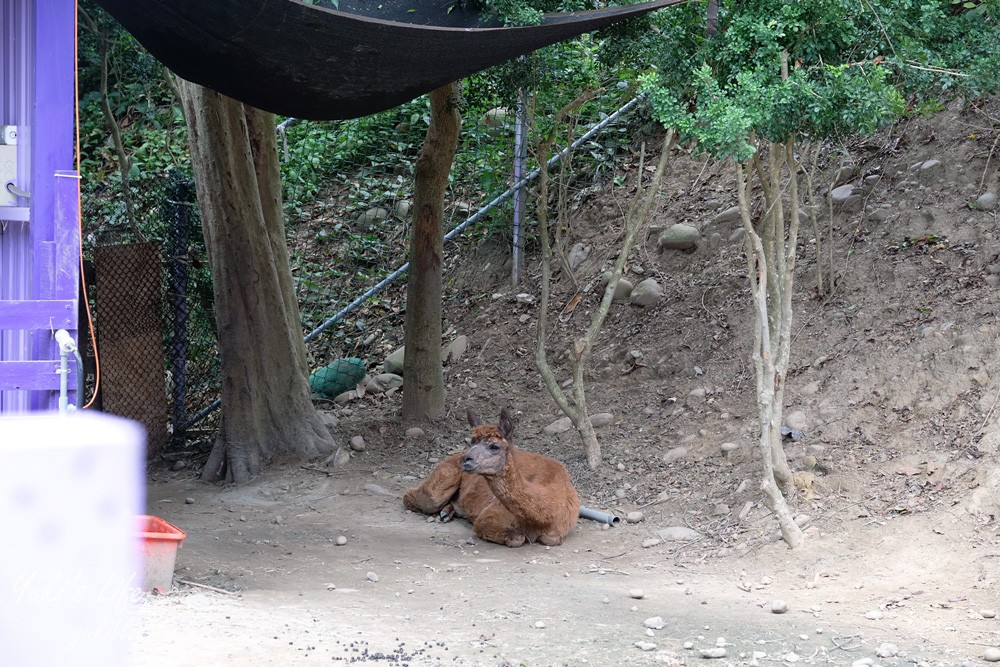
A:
[403,408,580,547]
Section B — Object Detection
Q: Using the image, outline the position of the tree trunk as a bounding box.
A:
[735,154,804,549]
[402,82,462,423]
[177,79,335,484]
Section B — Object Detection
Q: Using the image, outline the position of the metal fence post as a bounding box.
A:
[165,171,192,445]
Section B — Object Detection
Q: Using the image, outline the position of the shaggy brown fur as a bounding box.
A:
[403,409,580,547]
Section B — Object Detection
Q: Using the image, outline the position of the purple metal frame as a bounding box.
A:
[0,0,80,413]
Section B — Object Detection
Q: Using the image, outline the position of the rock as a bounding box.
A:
[319,411,340,429]
[635,642,657,651]
[864,610,884,620]
[662,447,688,464]
[975,192,997,211]
[784,652,800,663]
[721,442,739,455]
[405,427,425,439]
[544,416,573,435]
[364,483,396,498]
[443,335,469,364]
[601,271,635,300]
[393,200,411,220]
[699,647,727,659]
[729,228,746,244]
[641,538,662,548]
[785,410,809,431]
[568,243,591,270]
[781,426,804,441]
[644,616,665,629]
[613,277,634,300]
[629,278,663,307]
[383,347,405,375]
[876,642,899,658]
[533,620,546,629]
[711,206,742,225]
[771,599,789,614]
[687,387,707,405]
[515,292,536,305]
[335,535,348,546]
[355,207,389,228]
[590,413,614,428]
[172,460,186,471]
[793,514,811,527]
[275,515,283,525]
[629,588,645,599]
[371,373,403,393]
[625,511,645,523]
[981,609,997,619]
[349,435,366,452]
[329,447,351,467]
[851,659,874,667]
[830,184,855,204]
[657,526,702,541]
[333,390,357,404]
[658,224,700,251]
[366,571,379,583]
[833,165,856,184]
[984,648,1000,662]
[184,497,195,505]
[917,159,943,179]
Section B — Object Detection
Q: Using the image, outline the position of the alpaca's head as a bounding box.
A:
[462,408,514,476]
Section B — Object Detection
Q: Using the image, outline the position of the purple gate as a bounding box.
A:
[0,0,80,413]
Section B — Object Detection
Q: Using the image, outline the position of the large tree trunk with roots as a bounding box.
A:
[177,80,335,484]
[734,136,804,549]
[402,82,462,424]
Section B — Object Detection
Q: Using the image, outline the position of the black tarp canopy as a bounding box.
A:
[94,0,684,120]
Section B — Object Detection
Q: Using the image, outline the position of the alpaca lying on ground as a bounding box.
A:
[403,408,580,547]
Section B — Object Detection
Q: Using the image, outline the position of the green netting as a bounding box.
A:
[309,357,367,398]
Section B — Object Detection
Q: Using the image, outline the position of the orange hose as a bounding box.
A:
[74,0,101,409]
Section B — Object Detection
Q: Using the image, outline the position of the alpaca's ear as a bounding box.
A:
[467,409,481,427]
[498,408,514,439]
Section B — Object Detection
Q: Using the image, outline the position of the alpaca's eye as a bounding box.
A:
[488,443,501,452]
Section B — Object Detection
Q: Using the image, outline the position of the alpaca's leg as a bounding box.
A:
[537,533,564,546]
[403,453,463,517]
[472,504,526,548]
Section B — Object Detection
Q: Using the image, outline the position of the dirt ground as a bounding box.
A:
[134,98,1000,666]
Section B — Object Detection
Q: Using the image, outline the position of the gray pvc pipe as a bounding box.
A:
[579,506,621,526]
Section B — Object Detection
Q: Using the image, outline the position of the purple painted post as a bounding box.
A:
[0,0,34,412]
[0,0,80,413]
[30,0,78,410]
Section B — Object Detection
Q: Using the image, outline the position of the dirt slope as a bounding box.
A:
[135,98,1000,666]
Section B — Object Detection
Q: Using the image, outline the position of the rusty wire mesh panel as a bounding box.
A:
[93,242,170,457]
[84,172,221,451]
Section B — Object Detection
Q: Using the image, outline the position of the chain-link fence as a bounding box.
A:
[83,170,221,450]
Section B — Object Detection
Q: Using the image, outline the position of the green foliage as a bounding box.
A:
[279,97,430,212]
[644,0,999,162]
[640,0,984,161]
